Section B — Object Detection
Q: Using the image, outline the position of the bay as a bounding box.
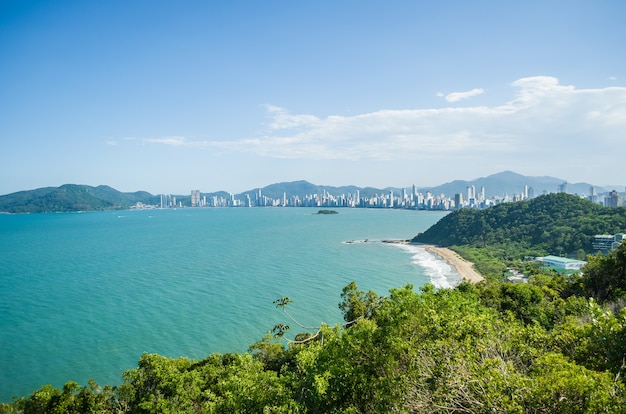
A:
[0,207,456,401]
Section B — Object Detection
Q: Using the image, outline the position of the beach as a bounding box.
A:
[419,244,484,284]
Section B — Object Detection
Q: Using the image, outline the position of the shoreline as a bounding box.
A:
[379,239,484,284]
[415,243,484,284]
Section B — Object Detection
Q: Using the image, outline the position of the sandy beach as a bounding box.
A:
[419,244,484,284]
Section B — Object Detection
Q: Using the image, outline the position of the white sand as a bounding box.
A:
[419,244,484,284]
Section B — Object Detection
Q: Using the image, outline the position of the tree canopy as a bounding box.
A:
[413,193,626,257]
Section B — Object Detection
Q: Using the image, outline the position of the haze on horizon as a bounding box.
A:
[1,1,625,196]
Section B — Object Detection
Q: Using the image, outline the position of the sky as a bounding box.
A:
[1,0,625,195]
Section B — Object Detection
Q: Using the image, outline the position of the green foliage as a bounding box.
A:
[580,242,626,302]
[413,193,626,258]
[450,245,508,278]
[314,209,338,214]
[338,281,381,323]
[121,352,297,413]
[551,299,626,377]
[524,352,623,414]
[6,280,626,413]
[0,184,159,213]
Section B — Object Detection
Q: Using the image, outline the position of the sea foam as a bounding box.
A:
[392,243,463,289]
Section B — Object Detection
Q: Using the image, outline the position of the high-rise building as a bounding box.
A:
[191,190,200,207]
[455,193,464,209]
[467,185,475,201]
[606,190,620,208]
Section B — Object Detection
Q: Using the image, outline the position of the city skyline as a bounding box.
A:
[157,180,624,210]
[1,1,625,195]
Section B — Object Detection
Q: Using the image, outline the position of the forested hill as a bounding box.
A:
[0,184,158,213]
[412,193,626,256]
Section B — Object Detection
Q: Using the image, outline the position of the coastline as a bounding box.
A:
[380,240,484,284]
[416,244,484,284]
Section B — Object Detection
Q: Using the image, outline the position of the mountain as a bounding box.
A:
[0,184,159,213]
[421,170,604,198]
[239,180,372,200]
[237,171,610,201]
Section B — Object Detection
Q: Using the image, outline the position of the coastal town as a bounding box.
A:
[155,184,624,210]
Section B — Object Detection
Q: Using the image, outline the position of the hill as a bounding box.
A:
[238,180,376,200]
[412,192,626,256]
[0,184,159,213]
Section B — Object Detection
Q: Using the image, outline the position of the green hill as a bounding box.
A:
[412,193,626,256]
[0,184,159,213]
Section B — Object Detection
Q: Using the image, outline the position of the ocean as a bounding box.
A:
[0,207,459,402]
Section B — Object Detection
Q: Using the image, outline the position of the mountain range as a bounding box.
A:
[0,171,621,214]
[239,171,616,200]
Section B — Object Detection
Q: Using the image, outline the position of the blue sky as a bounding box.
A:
[1,0,625,195]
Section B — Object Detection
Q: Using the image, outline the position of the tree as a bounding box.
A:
[581,242,626,302]
[338,281,381,324]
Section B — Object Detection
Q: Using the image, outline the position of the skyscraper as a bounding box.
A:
[455,193,464,209]
[606,190,620,208]
[191,190,200,207]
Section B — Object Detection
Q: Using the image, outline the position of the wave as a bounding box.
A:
[392,244,463,289]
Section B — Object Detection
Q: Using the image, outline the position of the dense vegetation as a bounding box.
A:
[414,193,625,255]
[0,185,159,213]
[3,192,626,412]
[314,209,339,215]
[413,193,626,277]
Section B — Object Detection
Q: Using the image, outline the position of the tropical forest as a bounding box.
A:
[2,193,626,413]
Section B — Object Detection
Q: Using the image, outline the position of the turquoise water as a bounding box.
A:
[0,208,456,401]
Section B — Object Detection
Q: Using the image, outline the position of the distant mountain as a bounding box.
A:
[234,171,610,201]
[421,171,605,198]
[0,184,159,213]
[239,180,367,200]
[240,180,322,199]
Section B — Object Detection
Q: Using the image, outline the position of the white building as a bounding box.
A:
[539,255,587,270]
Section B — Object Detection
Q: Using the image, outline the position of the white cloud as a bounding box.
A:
[143,136,189,146]
[444,88,485,102]
[135,76,626,182]
[263,104,320,130]
[139,136,221,149]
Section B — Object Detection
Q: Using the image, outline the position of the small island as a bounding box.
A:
[314,209,339,215]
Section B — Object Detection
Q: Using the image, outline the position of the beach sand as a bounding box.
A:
[419,244,484,284]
